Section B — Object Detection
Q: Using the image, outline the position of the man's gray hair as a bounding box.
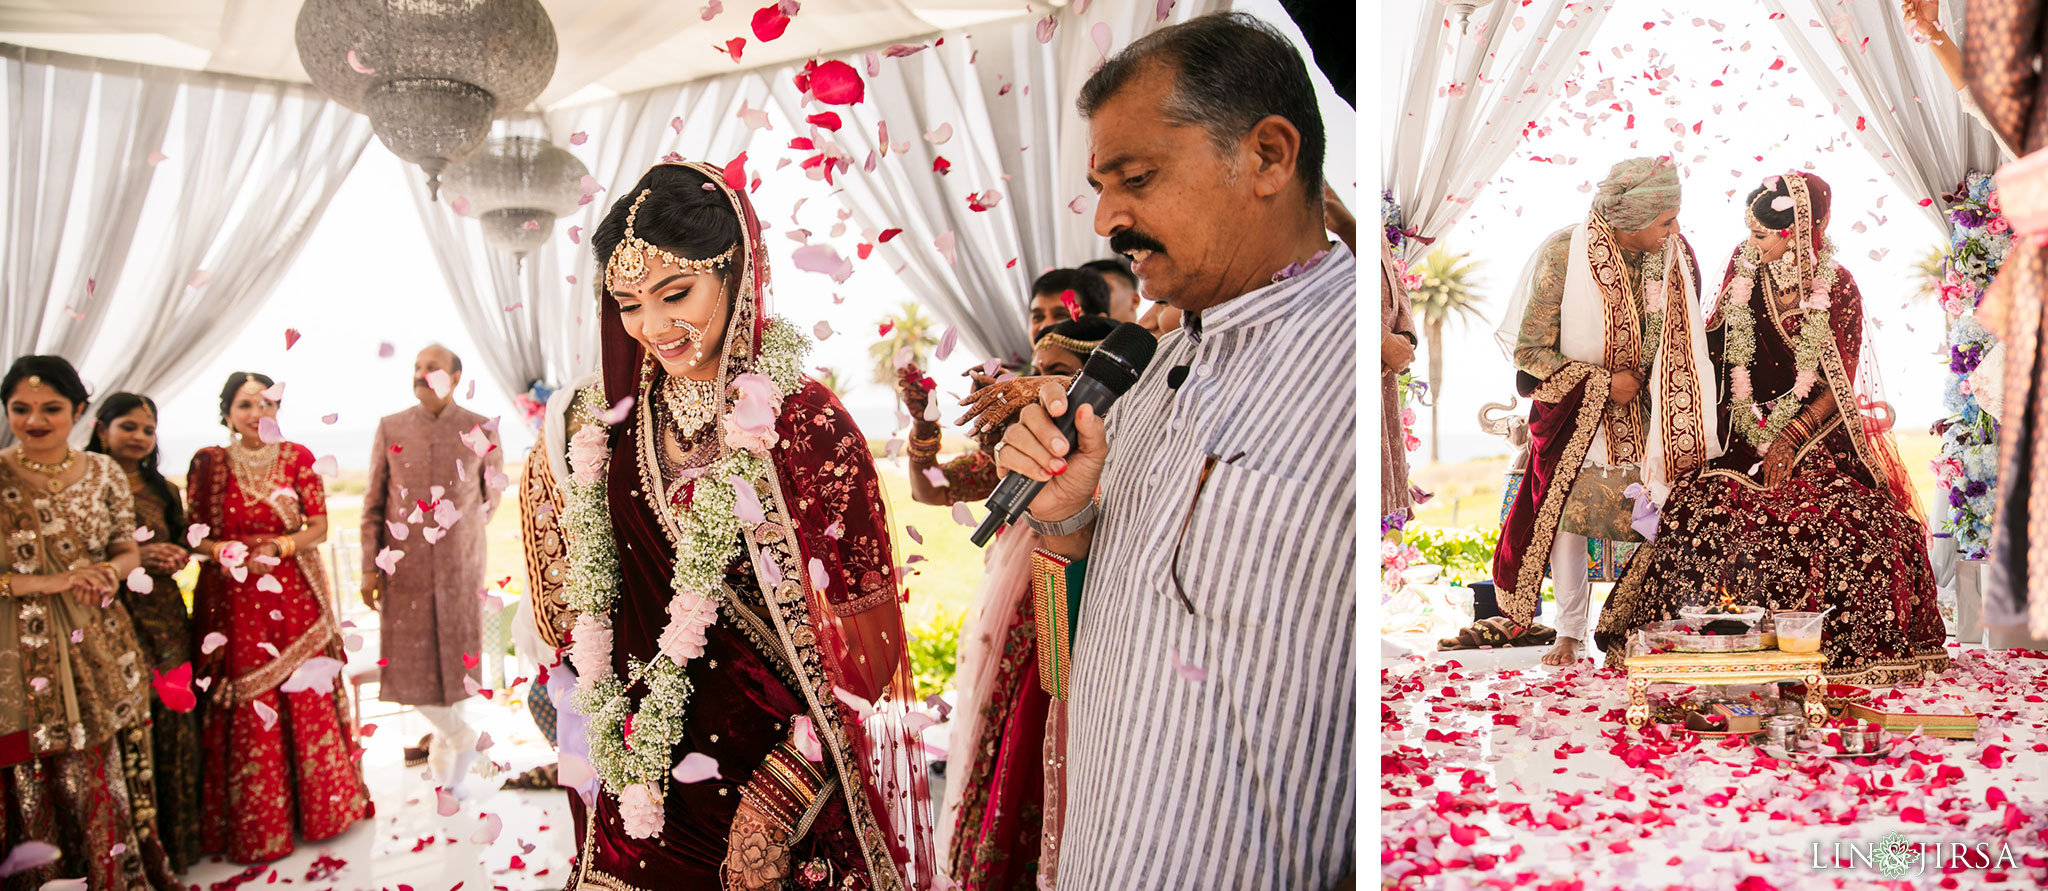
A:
[1077,12,1326,212]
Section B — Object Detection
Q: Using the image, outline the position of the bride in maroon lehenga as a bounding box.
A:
[1596,171,1951,686]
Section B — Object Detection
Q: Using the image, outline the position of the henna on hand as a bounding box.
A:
[955,375,1070,434]
[724,798,792,890]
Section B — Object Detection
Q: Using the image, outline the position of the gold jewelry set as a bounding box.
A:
[906,431,942,462]
[659,374,723,440]
[604,188,736,293]
[15,448,76,492]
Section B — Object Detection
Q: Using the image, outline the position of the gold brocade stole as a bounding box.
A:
[1585,217,1646,464]
[1649,246,1709,482]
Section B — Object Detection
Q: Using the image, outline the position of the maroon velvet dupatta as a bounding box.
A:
[576,159,933,890]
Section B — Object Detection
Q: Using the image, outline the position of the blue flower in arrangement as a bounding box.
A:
[1934,170,2012,560]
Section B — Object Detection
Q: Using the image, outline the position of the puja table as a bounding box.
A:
[1623,650,1828,729]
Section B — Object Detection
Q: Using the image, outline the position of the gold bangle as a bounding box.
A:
[0,573,12,598]
[273,535,296,560]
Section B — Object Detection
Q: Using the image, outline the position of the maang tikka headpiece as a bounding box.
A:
[605,188,737,292]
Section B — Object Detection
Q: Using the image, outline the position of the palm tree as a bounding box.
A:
[1407,247,1486,463]
[869,300,942,385]
[1911,245,1946,306]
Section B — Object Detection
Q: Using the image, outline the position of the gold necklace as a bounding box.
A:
[226,441,282,504]
[16,448,75,491]
[660,375,722,440]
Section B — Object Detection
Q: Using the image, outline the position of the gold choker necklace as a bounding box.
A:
[660,375,722,439]
[17,448,75,491]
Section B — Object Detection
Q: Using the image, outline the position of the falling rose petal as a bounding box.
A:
[751,2,792,41]
[951,502,975,527]
[791,243,854,283]
[449,195,471,216]
[807,60,866,105]
[256,574,284,594]
[824,519,844,539]
[1155,0,1175,21]
[125,567,152,594]
[878,228,903,242]
[386,519,411,541]
[700,0,723,19]
[279,656,346,694]
[471,813,504,845]
[256,416,283,445]
[793,715,824,761]
[145,151,167,166]
[346,49,375,74]
[925,123,953,145]
[375,547,405,575]
[981,358,1001,377]
[1170,647,1208,683]
[187,269,211,289]
[152,663,196,713]
[722,151,749,191]
[1091,23,1112,59]
[1036,14,1058,44]
[805,111,842,131]
[813,320,835,340]
[0,841,60,877]
[567,225,582,245]
[935,231,957,265]
[1068,194,1093,215]
[423,526,447,545]
[521,219,540,231]
[38,878,86,891]
[200,632,228,655]
[932,156,952,175]
[437,786,460,816]
[833,685,877,722]
[906,525,924,545]
[568,130,588,146]
[344,633,363,651]
[672,752,722,784]
[670,115,685,134]
[922,466,948,487]
[132,526,154,543]
[884,42,928,58]
[426,369,454,398]
[809,557,830,593]
[252,699,279,730]
[378,341,396,358]
[722,37,746,61]
[730,475,766,523]
[597,396,635,425]
[309,454,340,478]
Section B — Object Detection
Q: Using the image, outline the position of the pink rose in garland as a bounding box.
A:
[569,424,609,485]
[619,782,663,838]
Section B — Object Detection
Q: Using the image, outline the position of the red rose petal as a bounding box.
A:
[750,3,791,41]
[807,60,865,105]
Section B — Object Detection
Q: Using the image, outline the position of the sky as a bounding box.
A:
[1402,0,1961,468]
[141,0,1355,476]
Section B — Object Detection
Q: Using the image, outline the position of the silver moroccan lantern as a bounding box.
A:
[443,135,590,265]
[295,0,559,199]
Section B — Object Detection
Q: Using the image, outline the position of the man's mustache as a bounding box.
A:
[1109,230,1166,256]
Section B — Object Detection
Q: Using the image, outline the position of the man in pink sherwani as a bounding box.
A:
[361,345,506,796]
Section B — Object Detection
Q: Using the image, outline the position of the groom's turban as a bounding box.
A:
[1592,156,1681,232]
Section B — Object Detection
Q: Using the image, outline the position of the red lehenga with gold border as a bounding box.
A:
[188,442,370,863]
[1597,177,1951,685]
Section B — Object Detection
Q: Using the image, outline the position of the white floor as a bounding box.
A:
[175,696,582,890]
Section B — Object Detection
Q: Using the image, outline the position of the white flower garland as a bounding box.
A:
[563,317,811,838]
[1721,238,1839,452]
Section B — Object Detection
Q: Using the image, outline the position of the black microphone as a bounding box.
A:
[971,323,1158,547]
[1166,365,1190,391]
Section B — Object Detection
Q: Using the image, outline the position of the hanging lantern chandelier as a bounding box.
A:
[442,135,590,266]
[294,0,559,200]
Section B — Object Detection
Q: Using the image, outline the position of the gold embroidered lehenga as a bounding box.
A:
[0,452,179,890]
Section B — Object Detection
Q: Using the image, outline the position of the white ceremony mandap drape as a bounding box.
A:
[1383,0,1614,247]
[1762,0,2006,234]
[0,43,370,445]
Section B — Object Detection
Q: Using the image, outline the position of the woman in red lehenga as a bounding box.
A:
[188,372,370,862]
[1596,172,1952,686]
[551,159,932,889]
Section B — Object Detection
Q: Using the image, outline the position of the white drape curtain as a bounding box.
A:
[1383,0,1613,245]
[1,45,177,368]
[1762,0,2006,234]
[86,77,371,404]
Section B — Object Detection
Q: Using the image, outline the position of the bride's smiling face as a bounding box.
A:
[611,254,733,381]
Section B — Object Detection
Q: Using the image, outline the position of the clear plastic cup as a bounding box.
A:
[1775,611,1824,653]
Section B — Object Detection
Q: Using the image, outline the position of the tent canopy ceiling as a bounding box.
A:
[0,0,1059,108]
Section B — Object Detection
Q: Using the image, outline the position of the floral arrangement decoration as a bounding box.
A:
[1931,171,2010,560]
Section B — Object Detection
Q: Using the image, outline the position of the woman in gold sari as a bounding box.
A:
[0,356,178,890]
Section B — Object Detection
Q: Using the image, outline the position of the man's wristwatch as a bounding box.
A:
[1024,499,1099,537]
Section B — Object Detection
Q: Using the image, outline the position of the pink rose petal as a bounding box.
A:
[672,752,722,784]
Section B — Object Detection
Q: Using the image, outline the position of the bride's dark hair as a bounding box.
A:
[1746,173,1833,232]
[590,163,744,295]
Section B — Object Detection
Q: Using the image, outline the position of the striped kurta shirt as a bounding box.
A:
[1058,244,1356,890]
